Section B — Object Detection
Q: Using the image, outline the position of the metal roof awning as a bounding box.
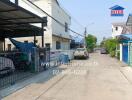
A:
[0,0,47,38]
[0,0,47,25]
[117,34,132,43]
[0,24,46,38]
[126,14,132,26]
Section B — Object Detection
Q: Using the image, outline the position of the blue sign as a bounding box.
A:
[110,5,125,16]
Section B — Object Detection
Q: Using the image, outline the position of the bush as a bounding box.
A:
[110,51,115,57]
[101,38,119,57]
[117,51,120,60]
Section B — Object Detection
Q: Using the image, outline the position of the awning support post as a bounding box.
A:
[15,0,18,5]
[41,23,44,47]
[4,38,5,51]
[34,34,36,46]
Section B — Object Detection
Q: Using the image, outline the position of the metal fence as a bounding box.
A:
[0,48,74,89]
[38,47,50,71]
[0,51,32,89]
[0,47,50,89]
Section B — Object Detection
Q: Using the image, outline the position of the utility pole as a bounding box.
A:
[84,22,94,48]
[84,27,87,48]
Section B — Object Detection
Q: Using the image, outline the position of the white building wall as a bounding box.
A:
[51,0,71,39]
[51,0,71,50]
[6,0,71,50]
[112,25,123,38]
[19,0,53,46]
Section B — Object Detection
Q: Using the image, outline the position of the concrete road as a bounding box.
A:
[3,52,132,100]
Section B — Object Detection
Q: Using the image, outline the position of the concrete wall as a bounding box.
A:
[52,36,70,50]
[18,0,53,47]
[51,0,71,39]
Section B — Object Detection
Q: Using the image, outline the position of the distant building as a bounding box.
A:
[5,0,71,51]
[112,22,132,38]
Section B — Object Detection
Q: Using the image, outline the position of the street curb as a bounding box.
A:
[0,66,59,98]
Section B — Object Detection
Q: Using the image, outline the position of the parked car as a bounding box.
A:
[0,57,15,77]
[100,48,107,54]
[74,48,89,59]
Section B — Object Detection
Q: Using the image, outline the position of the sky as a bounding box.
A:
[10,0,132,43]
[58,0,132,43]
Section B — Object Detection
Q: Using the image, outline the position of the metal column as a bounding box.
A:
[4,38,5,51]
[15,0,18,5]
[41,23,44,47]
[34,33,36,46]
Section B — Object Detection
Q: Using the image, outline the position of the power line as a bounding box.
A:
[58,2,85,29]
[58,1,86,37]
[25,0,84,37]
[54,0,85,30]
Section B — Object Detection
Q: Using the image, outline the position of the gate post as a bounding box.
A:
[128,42,132,66]
[120,44,123,61]
[31,47,39,73]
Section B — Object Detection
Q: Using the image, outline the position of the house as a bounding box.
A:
[112,22,132,38]
[118,34,132,65]
[117,14,132,64]
[5,0,71,51]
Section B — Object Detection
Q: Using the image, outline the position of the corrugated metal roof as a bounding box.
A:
[0,0,47,38]
[0,0,47,25]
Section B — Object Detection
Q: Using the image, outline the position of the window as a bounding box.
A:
[115,27,118,31]
[56,41,61,49]
[65,22,68,32]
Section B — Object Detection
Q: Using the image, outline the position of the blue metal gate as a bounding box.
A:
[122,44,128,63]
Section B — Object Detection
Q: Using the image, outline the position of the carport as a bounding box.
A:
[0,0,47,50]
[0,0,48,89]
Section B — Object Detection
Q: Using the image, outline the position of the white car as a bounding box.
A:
[74,48,89,59]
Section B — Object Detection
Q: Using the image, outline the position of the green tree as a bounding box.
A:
[100,38,119,57]
[85,34,97,52]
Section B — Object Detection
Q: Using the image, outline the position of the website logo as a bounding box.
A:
[110,5,125,16]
